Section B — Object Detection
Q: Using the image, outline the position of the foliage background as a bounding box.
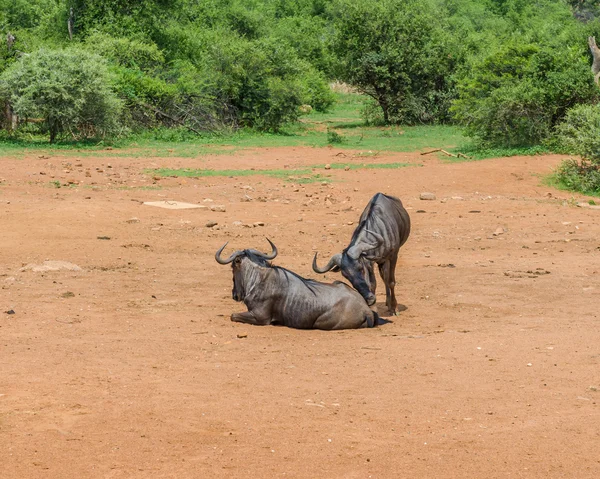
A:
[1,0,600,151]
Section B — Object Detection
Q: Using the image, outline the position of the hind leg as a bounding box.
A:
[377,261,392,314]
[387,256,398,314]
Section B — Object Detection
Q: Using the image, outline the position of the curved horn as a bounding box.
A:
[215,242,241,265]
[262,238,278,260]
[247,238,278,260]
[312,252,342,273]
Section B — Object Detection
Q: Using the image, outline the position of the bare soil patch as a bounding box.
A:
[1,147,599,478]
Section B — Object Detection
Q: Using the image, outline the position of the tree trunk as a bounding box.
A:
[4,102,16,131]
[49,121,58,143]
[68,8,74,41]
[588,36,600,85]
[379,97,390,124]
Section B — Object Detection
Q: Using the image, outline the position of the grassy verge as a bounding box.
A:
[542,173,600,199]
[0,92,561,162]
[0,93,465,158]
[543,160,600,198]
[148,161,415,183]
[446,145,555,162]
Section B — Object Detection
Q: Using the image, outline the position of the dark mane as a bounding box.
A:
[348,193,382,247]
[243,250,319,295]
[243,250,273,267]
[274,266,319,296]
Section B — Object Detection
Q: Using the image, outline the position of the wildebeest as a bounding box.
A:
[312,193,410,314]
[215,239,378,330]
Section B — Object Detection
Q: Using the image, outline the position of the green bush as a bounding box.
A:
[554,158,600,194]
[209,37,305,131]
[298,66,335,112]
[552,104,600,194]
[270,15,333,75]
[553,103,600,161]
[330,0,454,125]
[245,76,302,131]
[327,128,344,144]
[361,97,385,126]
[452,38,598,147]
[0,48,123,142]
[225,2,266,40]
[85,32,165,71]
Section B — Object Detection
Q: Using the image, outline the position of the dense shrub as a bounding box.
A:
[554,158,600,193]
[0,48,123,142]
[2,0,599,140]
[85,33,165,71]
[552,104,600,194]
[270,15,333,75]
[69,0,176,37]
[553,103,600,160]
[330,0,454,125]
[452,40,599,147]
[208,37,307,131]
[297,66,335,112]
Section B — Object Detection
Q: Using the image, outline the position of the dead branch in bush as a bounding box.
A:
[139,101,201,135]
[421,148,456,157]
[421,149,472,160]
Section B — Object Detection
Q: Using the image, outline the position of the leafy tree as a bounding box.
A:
[270,15,333,75]
[69,0,182,37]
[297,65,335,112]
[452,38,598,147]
[84,32,165,71]
[330,0,454,125]
[0,0,59,29]
[0,48,123,142]
[208,36,305,131]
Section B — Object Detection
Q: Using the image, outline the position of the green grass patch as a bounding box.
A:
[314,162,414,170]
[0,93,466,158]
[543,159,600,197]
[447,144,555,162]
[148,161,415,182]
[148,167,330,184]
[1,92,558,162]
[150,167,309,178]
[114,185,164,190]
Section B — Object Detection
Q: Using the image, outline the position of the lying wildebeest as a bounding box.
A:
[215,239,378,330]
[312,192,410,314]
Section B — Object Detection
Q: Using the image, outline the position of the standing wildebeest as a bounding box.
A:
[215,239,378,330]
[312,193,410,314]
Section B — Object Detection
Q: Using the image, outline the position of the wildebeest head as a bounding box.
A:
[312,230,383,306]
[215,239,278,302]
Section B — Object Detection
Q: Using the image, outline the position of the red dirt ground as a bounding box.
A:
[1,147,599,478]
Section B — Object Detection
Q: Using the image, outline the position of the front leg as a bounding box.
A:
[231,310,271,326]
[367,262,377,295]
